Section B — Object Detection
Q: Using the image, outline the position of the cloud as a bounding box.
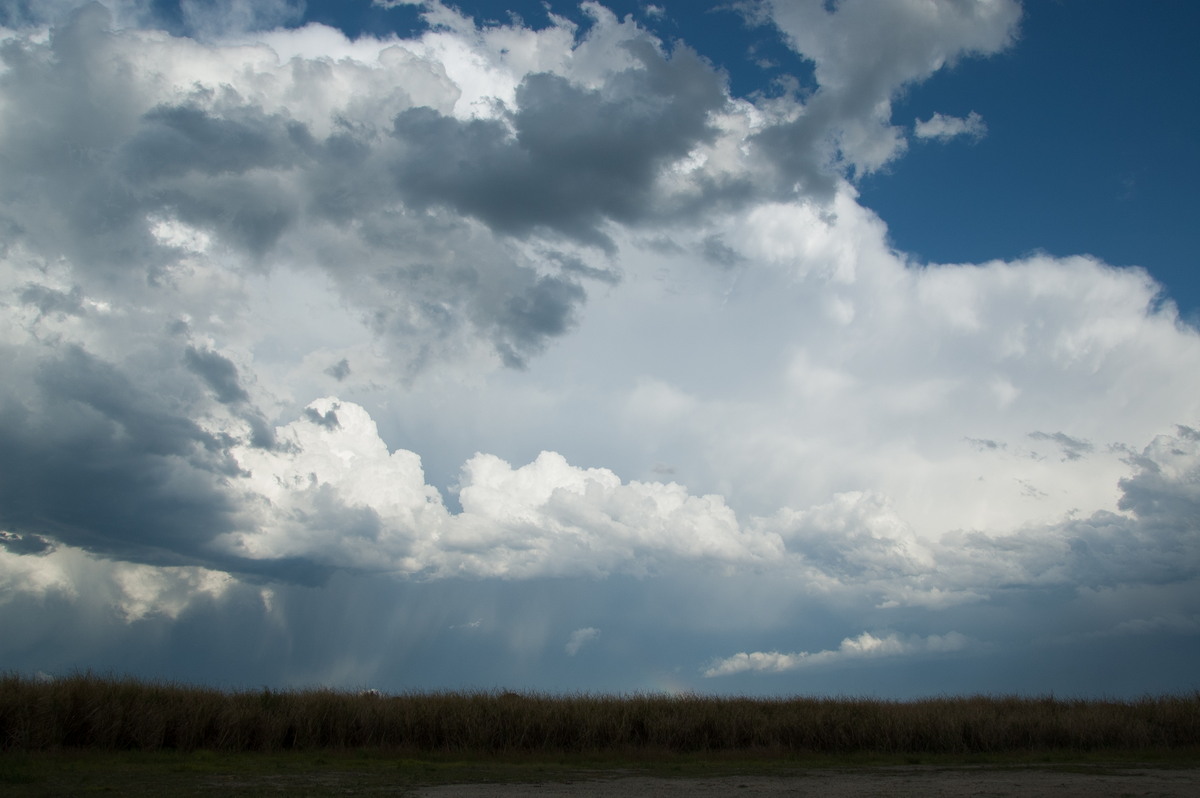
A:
[1117,425,1200,516]
[1,1,1199,696]
[746,0,1019,184]
[940,425,1200,596]
[1029,430,1094,461]
[389,42,727,249]
[1089,614,1200,639]
[0,344,239,563]
[914,110,987,142]
[221,402,781,579]
[0,0,1026,383]
[176,0,305,40]
[704,631,971,677]
[184,347,250,405]
[4,111,1198,591]
[0,531,55,556]
[565,627,600,656]
[0,3,631,372]
[0,0,148,29]
[324,359,351,381]
[19,284,85,318]
[0,538,235,622]
[8,376,1169,605]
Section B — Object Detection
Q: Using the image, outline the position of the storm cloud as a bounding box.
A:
[2,0,1198,697]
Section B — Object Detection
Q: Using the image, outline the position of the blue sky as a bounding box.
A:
[864,1,1200,318]
[1,0,1198,698]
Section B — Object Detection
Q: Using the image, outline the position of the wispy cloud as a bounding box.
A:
[565,627,600,656]
[1029,431,1094,461]
[914,111,987,142]
[704,632,971,677]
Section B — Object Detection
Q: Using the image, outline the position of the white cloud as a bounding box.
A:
[914,111,987,142]
[565,626,600,656]
[749,0,1019,179]
[0,544,234,622]
[704,631,971,677]
[206,398,1200,610]
[3,3,1197,587]
[222,400,781,578]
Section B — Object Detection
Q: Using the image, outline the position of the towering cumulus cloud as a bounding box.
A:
[1,0,1197,695]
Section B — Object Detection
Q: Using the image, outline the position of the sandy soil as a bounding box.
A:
[416,765,1200,797]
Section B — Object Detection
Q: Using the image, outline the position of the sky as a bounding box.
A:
[1,0,1198,698]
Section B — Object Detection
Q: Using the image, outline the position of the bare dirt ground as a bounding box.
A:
[416,765,1200,797]
[8,755,1198,796]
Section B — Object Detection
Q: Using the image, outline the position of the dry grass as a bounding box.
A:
[2,672,1198,755]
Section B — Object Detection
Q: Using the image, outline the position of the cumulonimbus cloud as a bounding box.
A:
[1,2,1198,695]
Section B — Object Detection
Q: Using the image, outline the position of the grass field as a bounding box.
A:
[3,673,1199,755]
[1,673,1198,795]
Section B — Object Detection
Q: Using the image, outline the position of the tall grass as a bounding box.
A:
[2,673,1197,755]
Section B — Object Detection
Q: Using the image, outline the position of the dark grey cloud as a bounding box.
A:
[0,5,153,274]
[321,204,603,371]
[0,530,55,555]
[0,5,623,368]
[123,103,308,181]
[0,345,235,564]
[184,346,249,405]
[152,174,300,257]
[494,276,586,368]
[324,358,351,381]
[304,405,341,429]
[1116,425,1200,535]
[181,346,276,449]
[701,234,742,267]
[37,344,215,459]
[0,343,318,581]
[749,107,841,201]
[547,252,620,286]
[390,41,726,249]
[118,102,312,255]
[20,284,84,317]
[244,413,278,451]
[293,122,391,226]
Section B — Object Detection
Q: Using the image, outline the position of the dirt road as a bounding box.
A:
[416,765,1200,797]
